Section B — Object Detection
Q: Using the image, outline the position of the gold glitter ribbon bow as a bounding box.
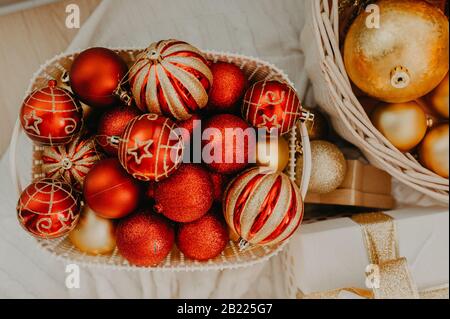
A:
[298,212,449,299]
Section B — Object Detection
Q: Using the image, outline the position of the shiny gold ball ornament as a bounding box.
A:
[296,140,347,194]
[69,205,117,255]
[304,109,329,140]
[419,124,449,178]
[371,101,428,152]
[256,136,290,172]
[344,0,449,103]
[427,73,449,119]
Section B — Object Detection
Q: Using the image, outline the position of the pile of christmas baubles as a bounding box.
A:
[344,0,449,178]
[17,39,305,266]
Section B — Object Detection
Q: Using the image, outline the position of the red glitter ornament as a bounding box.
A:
[153,164,213,223]
[96,105,142,156]
[20,80,83,145]
[209,171,230,203]
[70,47,128,108]
[242,80,302,136]
[129,39,213,120]
[176,211,229,261]
[224,168,303,249]
[202,114,255,174]
[207,62,248,114]
[83,158,141,219]
[42,135,103,191]
[116,210,174,266]
[118,114,184,182]
[17,179,81,239]
[176,113,202,145]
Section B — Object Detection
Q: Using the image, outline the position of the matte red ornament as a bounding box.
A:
[176,113,202,145]
[207,62,248,114]
[20,80,83,145]
[116,210,175,266]
[153,164,214,223]
[176,211,229,261]
[42,135,103,191]
[83,158,141,219]
[129,39,213,120]
[242,80,302,135]
[209,171,230,203]
[118,114,184,182]
[70,47,128,108]
[202,114,255,174]
[96,105,142,156]
[17,179,81,239]
[224,168,303,249]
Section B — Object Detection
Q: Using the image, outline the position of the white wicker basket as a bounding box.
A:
[9,48,312,272]
[302,0,449,203]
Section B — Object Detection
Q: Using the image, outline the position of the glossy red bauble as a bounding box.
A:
[96,105,142,155]
[177,212,229,261]
[83,158,141,219]
[17,179,81,239]
[202,114,255,174]
[116,211,175,266]
[207,62,248,114]
[153,164,214,223]
[70,47,128,108]
[129,39,213,120]
[242,80,302,135]
[42,135,103,191]
[20,80,83,145]
[118,114,184,182]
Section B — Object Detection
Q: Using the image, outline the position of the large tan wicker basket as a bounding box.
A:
[9,48,312,272]
[302,0,449,203]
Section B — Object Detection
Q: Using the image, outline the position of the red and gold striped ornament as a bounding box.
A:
[118,114,184,181]
[242,80,302,136]
[20,80,83,145]
[223,168,303,249]
[41,136,103,191]
[129,39,213,121]
[17,179,81,239]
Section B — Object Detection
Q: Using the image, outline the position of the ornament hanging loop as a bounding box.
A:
[238,238,250,251]
[114,86,132,106]
[300,110,315,123]
[390,66,411,89]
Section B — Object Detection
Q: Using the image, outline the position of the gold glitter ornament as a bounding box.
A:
[296,141,347,194]
[419,124,449,178]
[256,136,290,172]
[344,0,449,103]
[69,205,117,255]
[371,101,428,152]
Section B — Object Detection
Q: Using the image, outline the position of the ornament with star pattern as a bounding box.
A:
[20,80,83,145]
[41,135,103,191]
[242,80,302,136]
[118,114,184,181]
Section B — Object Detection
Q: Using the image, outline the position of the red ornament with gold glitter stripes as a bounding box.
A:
[118,113,184,182]
[129,39,213,121]
[223,168,303,249]
[242,80,302,136]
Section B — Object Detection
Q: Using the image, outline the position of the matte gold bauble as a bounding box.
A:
[69,205,116,255]
[427,73,449,119]
[304,108,329,140]
[296,140,347,194]
[419,124,449,178]
[256,136,290,172]
[371,101,428,152]
[344,0,449,103]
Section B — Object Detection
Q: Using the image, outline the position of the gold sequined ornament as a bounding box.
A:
[69,205,117,255]
[256,136,290,172]
[419,124,449,178]
[303,108,329,140]
[344,0,449,103]
[296,141,347,194]
[371,101,428,152]
[427,73,449,119]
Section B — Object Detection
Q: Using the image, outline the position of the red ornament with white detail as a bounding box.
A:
[223,168,303,249]
[242,80,302,136]
[128,39,213,120]
[20,80,83,145]
[118,114,184,181]
[16,179,81,239]
[41,136,103,191]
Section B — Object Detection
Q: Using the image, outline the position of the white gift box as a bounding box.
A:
[292,207,449,296]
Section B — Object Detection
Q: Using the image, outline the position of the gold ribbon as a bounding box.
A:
[298,212,449,299]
